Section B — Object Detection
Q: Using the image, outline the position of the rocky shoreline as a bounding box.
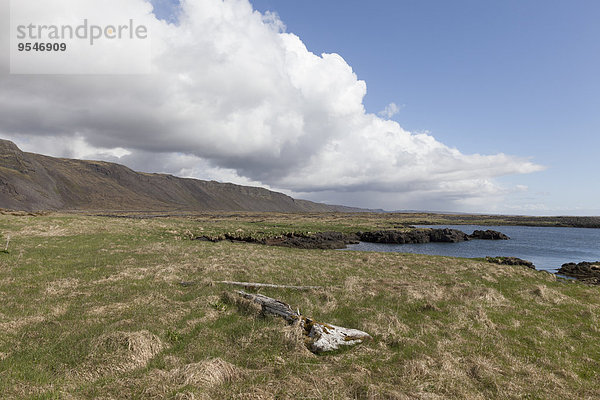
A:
[557,261,600,285]
[357,228,509,244]
[195,227,509,249]
[194,229,600,285]
[484,256,535,269]
[195,231,359,249]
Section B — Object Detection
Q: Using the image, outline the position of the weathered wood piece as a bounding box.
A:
[235,290,371,353]
[235,290,300,323]
[219,281,321,291]
[306,322,372,353]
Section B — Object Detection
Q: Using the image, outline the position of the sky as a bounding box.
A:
[1,0,599,215]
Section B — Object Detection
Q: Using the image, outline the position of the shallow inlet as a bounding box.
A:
[343,225,600,273]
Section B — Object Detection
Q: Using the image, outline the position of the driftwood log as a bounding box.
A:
[218,281,322,291]
[236,290,371,353]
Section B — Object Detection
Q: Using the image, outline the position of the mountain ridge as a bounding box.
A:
[0,139,369,213]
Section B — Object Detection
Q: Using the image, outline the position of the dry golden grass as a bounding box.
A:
[86,330,166,376]
[0,213,599,399]
[0,314,46,334]
[165,358,244,387]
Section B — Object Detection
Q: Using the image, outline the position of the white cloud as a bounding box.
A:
[0,0,544,211]
[4,134,131,160]
[378,102,402,119]
[262,10,286,33]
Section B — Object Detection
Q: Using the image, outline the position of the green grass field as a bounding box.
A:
[0,213,599,399]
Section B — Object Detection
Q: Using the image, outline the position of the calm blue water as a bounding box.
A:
[344,225,600,272]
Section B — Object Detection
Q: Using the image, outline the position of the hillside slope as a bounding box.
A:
[0,140,361,212]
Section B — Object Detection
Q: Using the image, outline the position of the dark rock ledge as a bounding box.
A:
[263,231,359,250]
[484,256,535,269]
[557,261,600,285]
[195,228,510,249]
[469,230,510,240]
[196,231,359,250]
[356,228,509,245]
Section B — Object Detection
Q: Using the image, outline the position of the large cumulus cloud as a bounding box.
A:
[0,0,543,210]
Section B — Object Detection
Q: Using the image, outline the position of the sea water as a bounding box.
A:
[344,225,600,272]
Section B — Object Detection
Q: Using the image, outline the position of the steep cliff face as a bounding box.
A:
[0,140,360,212]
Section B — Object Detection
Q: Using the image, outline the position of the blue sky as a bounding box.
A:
[150,0,181,23]
[245,0,600,214]
[3,0,598,214]
[147,0,600,214]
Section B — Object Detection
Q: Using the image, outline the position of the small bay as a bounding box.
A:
[344,225,600,272]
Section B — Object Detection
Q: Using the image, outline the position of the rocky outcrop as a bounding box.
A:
[358,228,470,244]
[263,232,359,249]
[196,231,358,250]
[557,261,600,284]
[485,257,535,269]
[429,228,470,243]
[469,230,510,240]
[357,228,510,244]
[357,229,431,244]
[196,227,510,249]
